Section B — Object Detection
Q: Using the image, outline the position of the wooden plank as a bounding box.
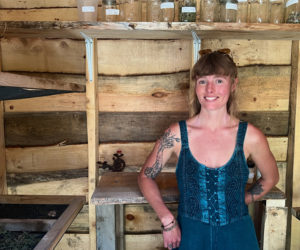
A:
[276,162,286,192]
[291,216,300,250]
[86,38,98,250]
[91,172,285,205]
[0,194,86,204]
[0,101,7,194]
[0,8,101,22]
[3,66,290,113]
[201,40,291,66]
[5,137,287,173]
[286,41,300,250]
[237,66,290,111]
[68,204,89,233]
[96,205,116,250]
[125,234,163,250]
[1,22,300,40]
[0,218,55,232]
[0,0,79,8]
[262,206,288,250]
[7,177,88,196]
[55,233,89,250]
[0,72,84,91]
[1,38,86,73]
[125,204,178,233]
[1,38,191,75]
[35,197,85,250]
[5,112,289,146]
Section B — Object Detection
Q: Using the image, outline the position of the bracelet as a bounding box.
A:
[161,220,177,232]
[161,219,174,229]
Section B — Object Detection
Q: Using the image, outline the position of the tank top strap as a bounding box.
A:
[236,121,248,149]
[179,120,189,149]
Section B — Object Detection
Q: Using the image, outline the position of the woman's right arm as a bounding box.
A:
[138,125,181,249]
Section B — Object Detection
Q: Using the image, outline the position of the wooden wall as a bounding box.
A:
[0,36,291,249]
[0,2,296,248]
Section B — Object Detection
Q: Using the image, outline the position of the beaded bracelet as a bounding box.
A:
[161,220,177,232]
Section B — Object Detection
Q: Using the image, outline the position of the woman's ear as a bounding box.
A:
[231,78,238,92]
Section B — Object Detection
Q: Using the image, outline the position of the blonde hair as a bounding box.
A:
[190,51,238,117]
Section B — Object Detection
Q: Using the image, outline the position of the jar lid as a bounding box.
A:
[161,0,174,2]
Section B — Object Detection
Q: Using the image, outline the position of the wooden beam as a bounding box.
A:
[85,37,98,250]
[0,72,84,91]
[0,101,7,194]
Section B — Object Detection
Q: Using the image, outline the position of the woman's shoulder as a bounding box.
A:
[244,122,268,147]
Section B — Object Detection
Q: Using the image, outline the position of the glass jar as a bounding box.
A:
[285,0,300,23]
[119,0,142,21]
[179,0,197,22]
[220,0,238,22]
[269,0,284,23]
[102,0,120,21]
[249,0,269,23]
[160,0,175,21]
[200,0,220,22]
[147,0,161,21]
[236,0,248,22]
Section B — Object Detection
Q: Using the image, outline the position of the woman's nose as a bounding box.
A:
[206,81,214,93]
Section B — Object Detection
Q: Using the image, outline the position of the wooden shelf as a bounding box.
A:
[1,21,300,40]
[91,172,286,205]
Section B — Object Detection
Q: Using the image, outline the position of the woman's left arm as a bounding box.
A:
[244,124,279,204]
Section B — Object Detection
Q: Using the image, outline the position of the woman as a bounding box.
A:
[138,50,279,250]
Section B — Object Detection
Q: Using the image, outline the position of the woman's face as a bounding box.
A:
[195,74,236,112]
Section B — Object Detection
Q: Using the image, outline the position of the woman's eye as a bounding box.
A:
[198,80,206,84]
[216,79,223,84]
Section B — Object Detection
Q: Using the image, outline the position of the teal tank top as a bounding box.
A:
[175,120,249,226]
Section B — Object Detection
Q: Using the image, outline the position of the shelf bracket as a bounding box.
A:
[192,31,201,63]
[81,32,94,83]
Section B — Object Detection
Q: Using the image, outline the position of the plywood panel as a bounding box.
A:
[0,0,79,8]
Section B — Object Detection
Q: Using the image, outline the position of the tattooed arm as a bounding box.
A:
[138,124,181,224]
[244,124,279,204]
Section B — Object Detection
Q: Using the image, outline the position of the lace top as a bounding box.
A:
[175,121,249,226]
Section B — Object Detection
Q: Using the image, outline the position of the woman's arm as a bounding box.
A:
[138,124,181,249]
[244,124,279,204]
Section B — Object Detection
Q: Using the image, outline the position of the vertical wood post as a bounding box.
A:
[287,40,300,250]
[189,32,201,118]
[0,39,7,195]
[0,101,7,195]
[84,36,99,250]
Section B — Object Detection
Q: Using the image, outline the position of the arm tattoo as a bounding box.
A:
[248,180,264,202]
[144,129,180,179]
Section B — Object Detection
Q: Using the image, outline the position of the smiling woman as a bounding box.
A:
[138,50,279,250]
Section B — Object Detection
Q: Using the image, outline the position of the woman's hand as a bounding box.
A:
[163,224,181,249]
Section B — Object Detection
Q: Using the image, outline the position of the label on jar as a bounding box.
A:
[286,0,298,7]
[106,9,120,15]
[237,0,247,3]
[161,2,175,9]
[181,6,196,12]
[82,6,96,12]
[226,2,238,9]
